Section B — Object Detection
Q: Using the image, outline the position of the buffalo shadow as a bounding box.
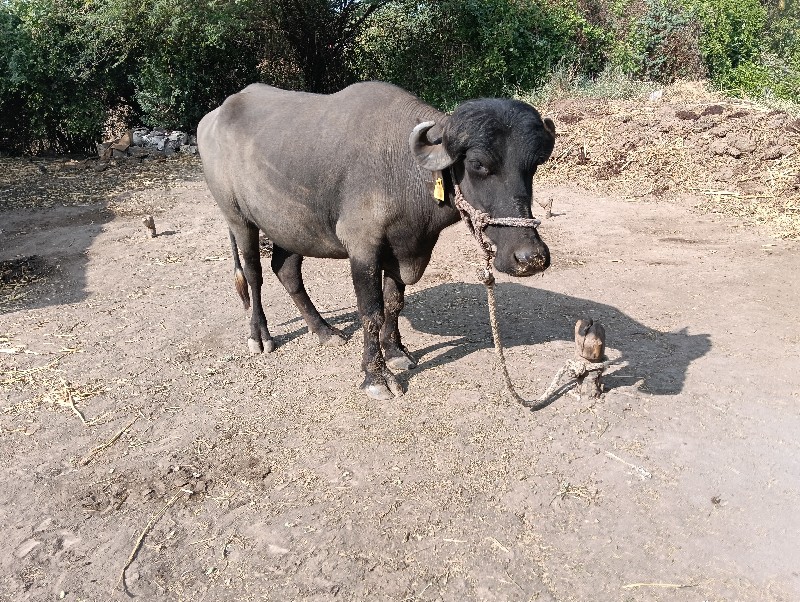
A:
[277,281,710,397]
[0,203,114,314]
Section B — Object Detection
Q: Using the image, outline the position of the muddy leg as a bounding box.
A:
[350,257,403,400]
[381,275,417,371]
[230,224,274,353]
[271,245,347,346]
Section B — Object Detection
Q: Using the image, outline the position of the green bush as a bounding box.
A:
[682,0,767,95]
[352,0,610,109]
[0,0,797,154]
[758,0,800,103]
[0,0,124,153]
[121,0,274,130]
[0,0,270,153]
[611,0,705,83]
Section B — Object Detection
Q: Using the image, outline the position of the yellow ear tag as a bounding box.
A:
[433,177,445,202]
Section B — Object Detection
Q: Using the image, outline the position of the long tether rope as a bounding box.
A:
[452,183,543,407]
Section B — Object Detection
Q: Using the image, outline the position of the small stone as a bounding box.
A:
[728,133,756,153]
[96,142,112,159]
[132,127,149,146]
[168,131,189,146]
[110,131,132,151]
[714,167,735,181]
[710,140,728,156]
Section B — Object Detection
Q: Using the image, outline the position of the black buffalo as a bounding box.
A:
[198,81,555,400]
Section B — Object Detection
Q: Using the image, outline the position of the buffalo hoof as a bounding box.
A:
[361,370,403,400]
[364,383,395,400]
[318,327,348,347]
[385,351,417,371]
[247,337,276,354]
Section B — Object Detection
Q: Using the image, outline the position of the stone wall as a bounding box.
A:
[97,128,198,162]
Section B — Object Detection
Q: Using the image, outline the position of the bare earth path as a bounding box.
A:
[1,173,799,601]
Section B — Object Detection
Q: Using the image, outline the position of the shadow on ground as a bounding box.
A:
[276,281,711,396]
[0,203,114,314]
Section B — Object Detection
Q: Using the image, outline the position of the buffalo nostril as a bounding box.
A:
[514,249,535,265]
[513,246,549,274]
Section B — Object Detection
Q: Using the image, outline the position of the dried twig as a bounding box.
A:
[63,382,89,426]
[79,417,138,466]
[603,449,652,480]
[622,582,698,590]
[120,491,186,596]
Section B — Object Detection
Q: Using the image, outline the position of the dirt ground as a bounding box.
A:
[1,93,800,602]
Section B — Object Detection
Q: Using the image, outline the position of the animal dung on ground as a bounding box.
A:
[142,215,157,238]
[575,318,605,361]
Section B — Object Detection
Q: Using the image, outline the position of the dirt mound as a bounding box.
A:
[538,86,800,238]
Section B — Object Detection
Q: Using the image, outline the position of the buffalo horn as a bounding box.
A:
[409,121,455,171]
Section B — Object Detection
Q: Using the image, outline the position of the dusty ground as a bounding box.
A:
[1,94,800,602]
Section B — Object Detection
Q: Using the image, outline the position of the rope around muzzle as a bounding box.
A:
[452,183,543,407]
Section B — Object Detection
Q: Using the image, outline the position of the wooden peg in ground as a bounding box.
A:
[142,215,156,238]
[539,318,608,403]
[536,197,554,219]
[575,318,605,361]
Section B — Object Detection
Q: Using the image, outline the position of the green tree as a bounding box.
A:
[353,0,608,108]
[276,0,390,93]
[0,0,127,153]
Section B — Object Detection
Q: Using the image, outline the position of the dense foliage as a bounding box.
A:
[0,0,797,154]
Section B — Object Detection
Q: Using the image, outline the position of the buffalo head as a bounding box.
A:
[410,99,556,276]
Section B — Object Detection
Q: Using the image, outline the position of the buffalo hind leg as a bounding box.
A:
[229,225,274,353]
[381,275,417,371]
[271,245,347,346]
[350,257,403,400]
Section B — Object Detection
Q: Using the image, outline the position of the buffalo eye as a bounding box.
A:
[467,159,490,177]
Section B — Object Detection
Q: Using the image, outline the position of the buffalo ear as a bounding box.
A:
[409,121,456,171]
[543,117,556,139]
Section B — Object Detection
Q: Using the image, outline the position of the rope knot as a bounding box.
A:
[478,267,495,286]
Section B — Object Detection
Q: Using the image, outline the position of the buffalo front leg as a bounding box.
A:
[230,224,274,354]
[381,275,417,371]
[271,245,347,346]
[350,258,403,400]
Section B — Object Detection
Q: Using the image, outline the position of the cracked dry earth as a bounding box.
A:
[1,165,799,601]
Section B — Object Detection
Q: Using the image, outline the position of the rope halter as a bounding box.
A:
[452,182,542,286]
[449,178,549,408]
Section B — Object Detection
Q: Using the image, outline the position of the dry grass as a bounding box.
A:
[1,340,106,424]
[0,154,202,212]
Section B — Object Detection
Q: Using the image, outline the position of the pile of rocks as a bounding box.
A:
[97,127,198,162]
